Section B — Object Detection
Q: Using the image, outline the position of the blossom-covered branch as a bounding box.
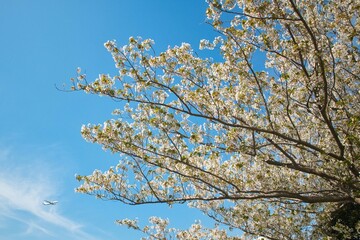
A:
[72,0,360,238]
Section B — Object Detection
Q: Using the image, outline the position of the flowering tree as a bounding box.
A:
[72,0,360,239]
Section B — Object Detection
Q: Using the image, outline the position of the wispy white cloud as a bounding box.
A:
[0,145,101,240]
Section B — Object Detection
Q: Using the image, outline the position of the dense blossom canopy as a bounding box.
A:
[73,0,360,239]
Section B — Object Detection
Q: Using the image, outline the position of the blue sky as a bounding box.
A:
[0,1,220,239]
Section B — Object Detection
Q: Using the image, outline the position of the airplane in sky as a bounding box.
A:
[43,200,58,205]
